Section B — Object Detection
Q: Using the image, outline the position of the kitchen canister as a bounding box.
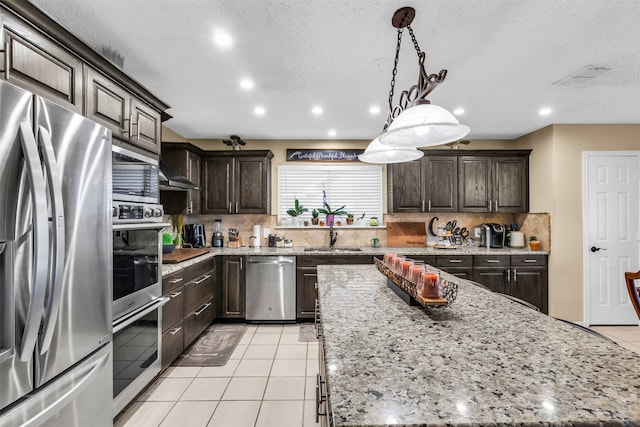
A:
[251,224,261,247]
[510,231,525,248]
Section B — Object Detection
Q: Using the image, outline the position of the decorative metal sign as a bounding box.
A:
[286,149,364,162]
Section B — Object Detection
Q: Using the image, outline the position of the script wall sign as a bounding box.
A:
[286,149,364,161]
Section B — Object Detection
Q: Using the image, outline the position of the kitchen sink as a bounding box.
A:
[304,247,363,252]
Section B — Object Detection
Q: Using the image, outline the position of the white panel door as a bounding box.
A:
[585,154,639,325]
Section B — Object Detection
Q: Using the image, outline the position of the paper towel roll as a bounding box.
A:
[510,231,524,248]
[252,225,261,247]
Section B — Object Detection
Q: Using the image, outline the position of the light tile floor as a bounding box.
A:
[114,324,320,427]
[114,323,640,427]
[589,324,640,353]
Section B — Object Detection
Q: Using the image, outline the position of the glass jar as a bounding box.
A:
[369,217,379,226]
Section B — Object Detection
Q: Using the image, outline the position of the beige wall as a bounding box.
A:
[515,124,640,322]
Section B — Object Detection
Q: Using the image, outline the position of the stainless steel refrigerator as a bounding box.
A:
[0,80,113,426]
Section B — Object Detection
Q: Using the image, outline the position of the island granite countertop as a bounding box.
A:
[316,264,640,427]
[162,246,547,276]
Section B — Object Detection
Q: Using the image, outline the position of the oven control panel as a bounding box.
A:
[113,201,164,223]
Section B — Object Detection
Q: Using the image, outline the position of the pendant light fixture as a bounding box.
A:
[373,7,470,151]
[358,136,424,164]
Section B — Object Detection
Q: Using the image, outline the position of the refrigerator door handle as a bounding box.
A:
[17,121,50,362]
[37,126,66,354]
[0,241,15,364]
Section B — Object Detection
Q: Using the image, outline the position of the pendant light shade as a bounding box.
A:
[379,104,470,148]
[359,137,424,164]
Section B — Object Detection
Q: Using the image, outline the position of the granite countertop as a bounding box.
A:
[162,245,547,276]
[316,264,640,427]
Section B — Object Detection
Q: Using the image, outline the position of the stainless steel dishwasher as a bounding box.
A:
[245,256,296,322]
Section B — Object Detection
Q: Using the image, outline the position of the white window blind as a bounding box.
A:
[278,164,383,224]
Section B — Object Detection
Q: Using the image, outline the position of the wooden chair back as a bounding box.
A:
[625,271,640,320]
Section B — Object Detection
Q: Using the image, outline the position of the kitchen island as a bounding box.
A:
[316,264,640,427]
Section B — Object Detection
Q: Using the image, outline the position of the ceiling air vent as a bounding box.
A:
[554,65,611,86]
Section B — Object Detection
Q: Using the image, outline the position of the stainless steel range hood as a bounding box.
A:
[158,162,200,191]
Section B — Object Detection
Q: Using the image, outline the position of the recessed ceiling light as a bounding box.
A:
[254,106,266,116]
[311,106,323,115]
[453,108,465,115]
[539,107,552,116]
[369,106,381,115]
[328,130,337,137]
[213,30,233,48]
[240,79,254,90]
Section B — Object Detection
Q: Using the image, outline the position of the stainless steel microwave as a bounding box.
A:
[112,145,159,203]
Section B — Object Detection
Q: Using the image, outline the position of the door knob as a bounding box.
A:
[590,246,606,253]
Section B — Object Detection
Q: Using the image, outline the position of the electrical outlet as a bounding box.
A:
[263,228,270,238]
[474,227,482,238]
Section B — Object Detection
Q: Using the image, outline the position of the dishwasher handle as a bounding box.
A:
[246,257,295,265]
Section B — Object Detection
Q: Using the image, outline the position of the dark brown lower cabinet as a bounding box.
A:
[221,256,245,318]
[161,257,215,370]
[436,255,473,280]
[473,254,548,313]
[297,255,373,319]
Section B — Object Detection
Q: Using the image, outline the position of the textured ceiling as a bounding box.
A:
[28,0,640,141]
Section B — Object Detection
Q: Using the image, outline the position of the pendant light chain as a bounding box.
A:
[387,28,403,114]
[406,25,422,56]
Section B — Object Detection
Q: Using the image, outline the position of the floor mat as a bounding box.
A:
[172,324,247,366]
[298,324,318,342]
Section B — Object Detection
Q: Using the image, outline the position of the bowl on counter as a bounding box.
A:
[162,244,175,254]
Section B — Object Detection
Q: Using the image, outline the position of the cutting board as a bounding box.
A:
[386,222,427,247]
[163,248,210,264]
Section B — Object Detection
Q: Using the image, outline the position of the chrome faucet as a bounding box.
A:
[329,226,338,248]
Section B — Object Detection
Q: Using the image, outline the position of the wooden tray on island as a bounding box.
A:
[374,258,457,308]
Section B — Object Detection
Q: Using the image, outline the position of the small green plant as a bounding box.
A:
[529,235,538,242]
[286,199,308,217]
[318,202,347,216]
[311,209,319,219]
[347,212,354,219]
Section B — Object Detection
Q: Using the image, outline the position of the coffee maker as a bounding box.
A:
[183,224,206,248]
[481,223,506,248]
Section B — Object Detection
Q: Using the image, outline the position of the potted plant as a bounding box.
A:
[529,236,540,251]
[318,202,346,226]
[286,198,308,226]
[311,209,319,225]
[346,212,354,225]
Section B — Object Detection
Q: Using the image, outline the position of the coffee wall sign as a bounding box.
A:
[286,149,364,162]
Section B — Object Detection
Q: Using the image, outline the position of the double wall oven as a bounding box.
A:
[111,146,170,416]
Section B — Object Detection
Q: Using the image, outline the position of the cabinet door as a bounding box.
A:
[184,269,215,314]
[439,267,473,280]
[424,156,457,212]
[297,266,318,319]
[187,150,201,214]
[130,97,161,154]
[473,269,506,293]
[202,157,233,214]
[162,320,184,370]
[2,17,83,113]
[509,267,547,313]
[389,160,423,212]
[85,67,130,139]
[493,157,528,212]
[458,156,491,212]
[235,156,269,214]
[222,256,245,318]
[184,299,215,345]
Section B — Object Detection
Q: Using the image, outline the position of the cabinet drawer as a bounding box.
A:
[184,299,214,346]
[406,255,437,266]
[188,257,215,279]
[473,255,510,267]
[436,255,472,268]
[184,269,214,314]
[162,287,184,333]
[511,255,546,267]
[163,270,187,294]
[162,320,184,369]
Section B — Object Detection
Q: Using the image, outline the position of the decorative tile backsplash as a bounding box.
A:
[166,212,551,251]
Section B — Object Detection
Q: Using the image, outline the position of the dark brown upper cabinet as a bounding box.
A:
[86,67,161,154]
[388,154,458,213]
[458,154,529,213]
[161,143,203,215]
[202,150,273,214]
[1,13,83,113]
[389,150,530,214]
